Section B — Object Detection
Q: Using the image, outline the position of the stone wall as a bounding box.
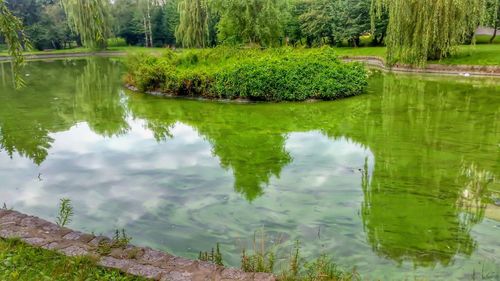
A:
[0,209,275,281]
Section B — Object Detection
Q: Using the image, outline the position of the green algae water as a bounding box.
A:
[0,58,499,280]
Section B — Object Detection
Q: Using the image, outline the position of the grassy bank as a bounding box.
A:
[0,46,167,57]
[1,40,499,66]
[0,238,146,281]
[125,47,368,102]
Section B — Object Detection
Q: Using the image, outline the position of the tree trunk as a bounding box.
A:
[147,0,153,47]
[490,24,498,44]
[143,16,149,47]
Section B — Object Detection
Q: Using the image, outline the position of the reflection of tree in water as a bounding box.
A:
[127,98,292,201]
[1,59,499,267]
[75,58,129,137]
[207,131,291,201]
[0,58,127,164]
[457,162,496,226]
[359,75,498,267]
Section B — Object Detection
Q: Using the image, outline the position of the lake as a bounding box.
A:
[0,58,498,280]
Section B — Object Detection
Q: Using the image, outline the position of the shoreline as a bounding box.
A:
[1,51,499,77]
[0,209,274,281]
[125,84,330,103]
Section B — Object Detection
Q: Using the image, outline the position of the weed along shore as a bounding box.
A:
[0,209,275,281]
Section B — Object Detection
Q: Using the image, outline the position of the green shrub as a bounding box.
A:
[107,37,127,47]
[125,47,368,101]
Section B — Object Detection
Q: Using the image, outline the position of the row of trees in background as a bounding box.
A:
[173,0,385,48]
[0,0,499,64]
[0,0,388,50]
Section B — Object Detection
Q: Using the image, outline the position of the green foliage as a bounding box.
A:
[237,233,358,280]
[3,0,76,51]
[56,198,74,227]
[280,255,359,281]
[372,0,488,65]
[0,238,146,281]
[107,37,128,47]
[0,0,31,88]
[213,0,289,46]
[175,0,209,47]
[110,0,144,46]
[484,0,499,43]
[164,0,180,46]
[198,243,224,266]
[97,229,132,255]
[290,0,375,47]
[126,47,368,101]
[60,0,110,49]
[240,231,276,273]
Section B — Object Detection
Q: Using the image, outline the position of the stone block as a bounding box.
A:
[99,256,137,272]
[127,264,167,280]
[160,270,193,281]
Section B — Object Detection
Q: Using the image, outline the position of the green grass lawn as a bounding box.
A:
[475,34,500,44]
[1,43,499,66]
[435,44,500,66]
[0,238,147,281]
[333,46,387,58]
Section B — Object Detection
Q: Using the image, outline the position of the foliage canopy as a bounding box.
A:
[60,0,110,49]
[0,0,30,88]
[372,0,488,65]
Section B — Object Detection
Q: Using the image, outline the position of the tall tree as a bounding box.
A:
[213,0,289,46]
[175,0,209,48]
[486,0,499,43]
[336,0,371,47]
[372,0,487,65]
[0,0,30,88]
[60,0,110,49]
[297,0,372,47]
[164,0,180,46]
[110,0,143,45]
[298,0,337,46]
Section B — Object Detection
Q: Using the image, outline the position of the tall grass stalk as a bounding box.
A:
[56,198,74,227]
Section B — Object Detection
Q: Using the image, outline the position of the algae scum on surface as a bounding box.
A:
[0,58,499,280]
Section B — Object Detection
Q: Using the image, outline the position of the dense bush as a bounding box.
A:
[107,37,128,47]
[125,47,368,101]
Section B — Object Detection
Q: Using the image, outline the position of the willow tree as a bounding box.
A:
[60,0,110,49]
[0,0,30,88]
[486,0,499,43]
[214,0,289,46]
[175,0,209,48]
[372,0,487,65]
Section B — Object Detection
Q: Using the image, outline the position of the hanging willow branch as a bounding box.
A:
[0,0,30,88]
[60,0,110,49]
[175,0,209,48]
[371,0,487,66]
